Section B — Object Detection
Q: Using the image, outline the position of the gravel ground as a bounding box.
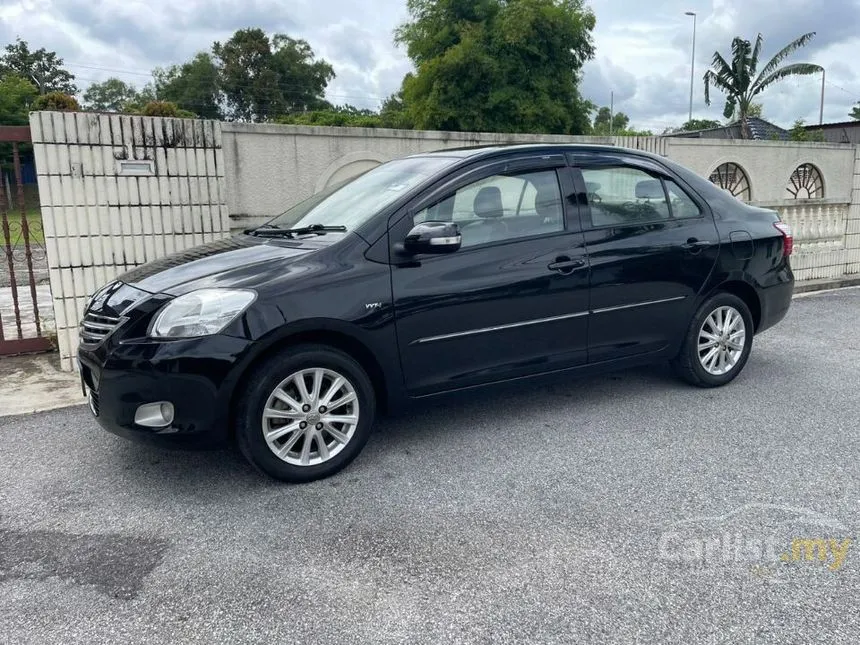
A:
[1,288,859,645]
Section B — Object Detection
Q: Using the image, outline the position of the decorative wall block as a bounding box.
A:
[31,111,230,371]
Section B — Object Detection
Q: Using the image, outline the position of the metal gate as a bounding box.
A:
[0,125,52,355]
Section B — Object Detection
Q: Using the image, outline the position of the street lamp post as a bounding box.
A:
[685,11,697,124]
[819,68,826,126]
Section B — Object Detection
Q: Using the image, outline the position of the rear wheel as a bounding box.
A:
[236,344,375,482]
[672,293,754,387]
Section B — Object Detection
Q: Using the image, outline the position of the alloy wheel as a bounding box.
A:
[698,305,746,376]
[261,368,360,466]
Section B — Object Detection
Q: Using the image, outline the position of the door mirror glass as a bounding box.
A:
[404,222,462,255]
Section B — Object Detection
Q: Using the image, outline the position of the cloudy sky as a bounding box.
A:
[2,0,858,131]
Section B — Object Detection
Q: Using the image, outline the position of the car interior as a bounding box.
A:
[416,171,564,247]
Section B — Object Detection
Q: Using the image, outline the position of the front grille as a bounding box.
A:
[80,312,121,345]
[88,389,100,416]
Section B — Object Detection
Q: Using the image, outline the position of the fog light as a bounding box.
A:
[134,402,175,428]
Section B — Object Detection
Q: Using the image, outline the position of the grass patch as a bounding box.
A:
[1,209,44,246]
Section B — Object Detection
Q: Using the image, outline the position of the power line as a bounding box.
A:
[72,74,386,105]
[824,79,859,99]
[66,62,155,77]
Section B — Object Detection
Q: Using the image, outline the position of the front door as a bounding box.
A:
[390,158,590,396]
[570,153,721,363]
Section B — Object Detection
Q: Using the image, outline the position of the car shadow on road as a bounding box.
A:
[369,362,683,445]
[100,361,697,487]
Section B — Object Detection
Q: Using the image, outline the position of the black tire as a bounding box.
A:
[236,344,376,483]
[672,292,754,388]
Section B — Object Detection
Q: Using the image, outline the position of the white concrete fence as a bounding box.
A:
[30,112,860,370]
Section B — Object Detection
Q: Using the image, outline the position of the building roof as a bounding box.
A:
[666,117,790,140]
[803,120,860,130]
[744,117,790,140]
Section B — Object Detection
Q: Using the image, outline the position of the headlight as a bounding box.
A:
[150,289,256,338]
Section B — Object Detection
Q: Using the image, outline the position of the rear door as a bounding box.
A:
[569,152,720,362]
[389,155,590,395]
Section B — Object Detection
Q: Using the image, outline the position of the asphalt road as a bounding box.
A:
[2,288,859,645]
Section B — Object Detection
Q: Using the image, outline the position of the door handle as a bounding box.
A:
[681,238,713,253]
[548,256,586,274]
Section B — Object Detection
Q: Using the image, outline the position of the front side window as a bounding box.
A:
[414,169,564,248]
[267,156,456,231]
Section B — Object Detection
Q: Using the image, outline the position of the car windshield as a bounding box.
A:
[265,156,457,232]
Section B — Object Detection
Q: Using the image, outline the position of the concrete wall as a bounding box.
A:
[221,122,665,230]
[665,138,855,203]
[30,111,228,370]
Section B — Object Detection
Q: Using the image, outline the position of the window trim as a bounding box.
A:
[403,155,567,218]
[572,163,706,231]
[391,158,579,255]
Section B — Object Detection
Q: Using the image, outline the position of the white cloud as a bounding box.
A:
[2,0,857,126]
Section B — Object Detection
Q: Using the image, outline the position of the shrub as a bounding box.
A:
[142,100,179,117]
[32,92,79,111]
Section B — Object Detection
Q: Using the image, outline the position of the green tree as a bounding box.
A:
[82,77,138,112]
[0,74,38,125]
[276,105,381,127]
[678,118,722,131]
[151,53,221,119]
[704,32,821,137]
[32,92,79,111]
[0,38,77,94]
[789,118,824,142]
[592,106,629,134]
[379,91,414,129]
[850,102,860,120]
[395,0,595,134]
[213,29,334,121]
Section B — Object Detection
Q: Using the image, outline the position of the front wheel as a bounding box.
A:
[672,293,754,387]
[236,344,376,482]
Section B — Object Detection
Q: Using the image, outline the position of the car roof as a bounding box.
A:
[407,142,662,162]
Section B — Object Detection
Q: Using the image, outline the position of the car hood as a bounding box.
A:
[117,235,318,295]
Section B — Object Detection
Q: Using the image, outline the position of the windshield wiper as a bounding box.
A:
[247,224,347,238]
[288,224,348,235]
[245,223,282,236]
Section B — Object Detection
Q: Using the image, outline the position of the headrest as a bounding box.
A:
[585,181,601,193]
[635,180,664,200]
[473,186,504,218]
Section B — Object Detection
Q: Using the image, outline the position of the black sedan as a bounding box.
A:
[78,144,794,481]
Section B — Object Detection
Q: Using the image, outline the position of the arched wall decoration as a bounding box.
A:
[787,163,824,199]
[314,151,390,193]
[708,162,751,201]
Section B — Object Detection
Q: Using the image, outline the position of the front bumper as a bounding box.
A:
[79,334,254,449]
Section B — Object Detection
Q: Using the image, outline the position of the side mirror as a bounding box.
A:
[403,221,461,255]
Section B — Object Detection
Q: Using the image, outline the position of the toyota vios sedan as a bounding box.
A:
[78,144,794,482]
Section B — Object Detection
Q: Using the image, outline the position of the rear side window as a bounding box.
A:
[581,167,701,226]
[665,179,702,219]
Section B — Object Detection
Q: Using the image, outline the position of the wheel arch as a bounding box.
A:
[226,322,397,439]
[704,278,762,331]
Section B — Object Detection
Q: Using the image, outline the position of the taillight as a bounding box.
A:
[774,222,793,257]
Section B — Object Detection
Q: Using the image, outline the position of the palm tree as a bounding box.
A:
[704,32,822,138]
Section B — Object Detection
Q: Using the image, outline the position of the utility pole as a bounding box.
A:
[685,11,697,124]
[609,91,614,136]
[819,68,826,126]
